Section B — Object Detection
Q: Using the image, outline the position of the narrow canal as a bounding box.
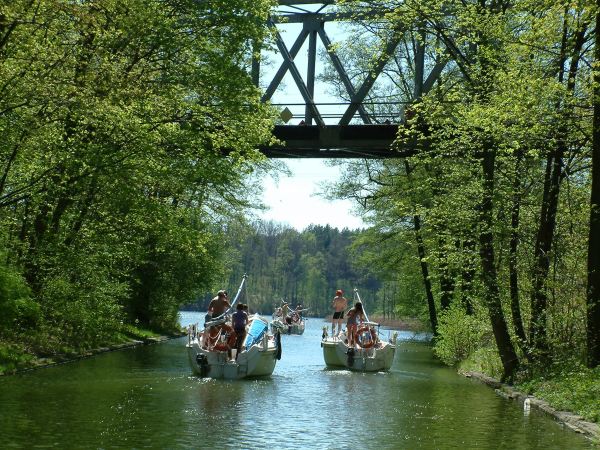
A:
[0,312,594,449]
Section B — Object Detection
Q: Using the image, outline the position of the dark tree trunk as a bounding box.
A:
[405,160,438,335]
[479,148,519,381]
[414,214,438,335]
[529,18,587,363]
[460,238,475,315]
[509,152,529,355]
[438,237,454,311]
[587,6,600,368]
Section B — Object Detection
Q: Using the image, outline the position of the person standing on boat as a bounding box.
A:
[331,289,348,336]
[206,290,230,322]
[202,290,231,349]
[231,303,248,360]
[281,301,291,324]
[346,302,365,347]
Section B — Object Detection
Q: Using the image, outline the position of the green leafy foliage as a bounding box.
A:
[196,221,385,317]
[434,305,489,366]
[0,0,276,362]
[518,365,600,423]
[0,255,39,332]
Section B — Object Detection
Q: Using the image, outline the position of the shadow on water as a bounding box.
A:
[0,313,594,449]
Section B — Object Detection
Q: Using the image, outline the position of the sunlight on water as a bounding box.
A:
[0,312,594,449]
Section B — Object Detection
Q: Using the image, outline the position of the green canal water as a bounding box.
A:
[0,312,594,449]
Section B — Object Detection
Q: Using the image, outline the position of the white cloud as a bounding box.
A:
[260,159,365,231]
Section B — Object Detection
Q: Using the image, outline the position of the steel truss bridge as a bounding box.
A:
[255,0,446,158]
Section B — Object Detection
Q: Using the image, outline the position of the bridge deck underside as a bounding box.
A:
[261,125,415,158]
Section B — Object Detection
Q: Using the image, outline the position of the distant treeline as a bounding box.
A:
[185,222,390,318]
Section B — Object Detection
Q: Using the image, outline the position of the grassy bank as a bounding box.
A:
[458,348,600,426]
[0,325,180,376]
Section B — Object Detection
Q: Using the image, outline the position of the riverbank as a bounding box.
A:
[0,329,185,376]
[462,370,600,442]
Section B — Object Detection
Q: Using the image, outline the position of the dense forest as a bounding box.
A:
[0,0,277,368]
[188,222,396,318]
[1,0,599,423]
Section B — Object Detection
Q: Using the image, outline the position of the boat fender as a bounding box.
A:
[346,347,355,367]
[275,331,282,360]
[196,353,209,377]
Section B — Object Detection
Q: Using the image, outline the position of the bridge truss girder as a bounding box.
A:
[257,0,446,158]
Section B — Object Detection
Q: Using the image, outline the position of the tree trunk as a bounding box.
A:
[437,236,454,311]
[414,214,438,335]
[509,152,529,356]
[479,147,519,381]
[587,5,600,368]
[529,18,587,363]
[460,238,475,315]
[405,160,438,335]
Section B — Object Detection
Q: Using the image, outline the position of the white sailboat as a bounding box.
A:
[321,289,397,372]
[271,306,307,335]
[186,275,282,379]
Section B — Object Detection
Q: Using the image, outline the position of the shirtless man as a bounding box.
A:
[207,290,230,321]
[202,290,230,348]
[331,289,348,336]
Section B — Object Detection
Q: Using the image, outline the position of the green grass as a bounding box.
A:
[516,365,600,423]
[0,324,167,375]
[113,324,161,343]
[458,346,504,380]
[457,345,600,424]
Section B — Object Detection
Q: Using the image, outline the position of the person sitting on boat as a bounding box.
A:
[346,302,365,347]
[291,304,302,323]
[232,303,249,360]
[331,289,348,336]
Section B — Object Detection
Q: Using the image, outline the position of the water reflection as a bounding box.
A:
[0,315,594,449]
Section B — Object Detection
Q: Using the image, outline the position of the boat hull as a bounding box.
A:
[186,340,278,379]
[321,338,396,372]
[187,314,279,379]
[270,319,305,335]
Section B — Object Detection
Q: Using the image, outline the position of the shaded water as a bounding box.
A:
[0,312,594,449]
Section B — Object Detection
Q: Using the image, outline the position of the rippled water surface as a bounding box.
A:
[0,312,594,449]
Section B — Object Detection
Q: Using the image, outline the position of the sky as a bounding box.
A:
[259,159,365,231]
[257,8,365,231]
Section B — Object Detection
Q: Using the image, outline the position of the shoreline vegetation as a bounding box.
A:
[463,371,600,442]
[0,327,185,377]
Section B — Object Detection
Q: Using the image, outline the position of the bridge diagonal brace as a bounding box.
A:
[262,27,310,102]
[339,32,404,126]
[423,59,448,94]
[269,20,325,126]
[317,27,372,124]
